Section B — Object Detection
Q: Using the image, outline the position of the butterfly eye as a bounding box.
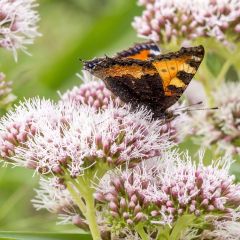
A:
[84,61,95,70]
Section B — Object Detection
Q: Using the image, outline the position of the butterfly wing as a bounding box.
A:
[148,45,204,116]
[116,42,160,60]
[152,45,204,97]
[83,44,204,118]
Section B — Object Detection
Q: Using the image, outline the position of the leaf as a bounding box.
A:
[170,214,196,240]
[157,226,171,240]
[0,232,92,240]
[225,65,239,82]
[206,53,225,77]
[0,238,15,240]
[230,160,240,182]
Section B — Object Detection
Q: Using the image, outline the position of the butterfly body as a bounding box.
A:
[84,42,204,118]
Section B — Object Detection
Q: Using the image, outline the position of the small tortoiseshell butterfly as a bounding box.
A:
[83,42,204,118]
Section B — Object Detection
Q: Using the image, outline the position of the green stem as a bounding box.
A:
[135,224,148,240]
[67,174,102,240]
[215,58,232,85]
[84,188,102,240]
[67,182,86,215]
[66,163,110,240]
[198,59,215,104]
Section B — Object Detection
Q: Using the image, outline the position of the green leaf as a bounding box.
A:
[206,53,225,77]
[0,232,92,240]
[225,65,239,82]
[157,226,171,240]
[230,160,240,181]
[170,214,196,240]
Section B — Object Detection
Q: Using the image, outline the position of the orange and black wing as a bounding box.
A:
[84,56,161,111]
[83,44,204,118]
[116,42,160,60]
[146,45,205,116]
[151,45,204,97]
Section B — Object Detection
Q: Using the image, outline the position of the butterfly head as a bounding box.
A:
[83,56,114,80]
[83,58,103,71]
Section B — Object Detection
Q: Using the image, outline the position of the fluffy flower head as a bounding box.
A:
[189,82,240,155]
[0,98,60,162]
[0,0,40,60]
[59,71,122,110]
[96,151,240,237]
[0,98,171,177]
[32,177,88,229]
[132,0,240,46]
[0,72,16,108]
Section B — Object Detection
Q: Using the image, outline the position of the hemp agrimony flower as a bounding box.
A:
[0,97,172,240]
[32,177,89,230]
[2,99,170,175]
[188,82,240,155]
[96,151,240,239]
[0,98,59,163]
[0,0,41,60]
[59,71,122,110]
[201,211,240,239]
[0,72,16,109]
[132,0,240,46]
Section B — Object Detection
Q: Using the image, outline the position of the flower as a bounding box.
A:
[201,209,240,239]
[0,98,62,163]
[162,102,191,143]
[188,82,240,155]
[132,0,240,46]
[0,0,41,60]
[0,72,16,108]
[0,98,171,177]
[59,71,122,110]
[32,177,89,230]
[95,150,240,238]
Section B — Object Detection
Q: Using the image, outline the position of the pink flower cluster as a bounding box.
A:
[0,99,54,161]
[0,72,15,108]
[32,177,89,230]
[188,82,240,155]
[60,72,122,111]
[0,98,171,177]
[0,0,40,60]
[96,152,240,237]
[132,0,240,46]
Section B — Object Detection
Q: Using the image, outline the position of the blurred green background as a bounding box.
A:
[0,0,141,232]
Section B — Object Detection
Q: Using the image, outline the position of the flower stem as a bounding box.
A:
[84,188,101,240]
[135,224,148,240]
[215,58,232,85]
[67,182,86,215]
[66,164,110,240]
[67,175,101,240]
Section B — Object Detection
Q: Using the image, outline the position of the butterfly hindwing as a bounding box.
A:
[116,42,160,60]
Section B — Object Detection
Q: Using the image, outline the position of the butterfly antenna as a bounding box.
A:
[184,106,218,112]
[175,101,203,111]
[172,102,218,116]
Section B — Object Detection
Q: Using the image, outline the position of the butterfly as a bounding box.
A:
[83,42,204,118]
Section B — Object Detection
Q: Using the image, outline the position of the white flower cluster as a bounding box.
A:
[133,0,240,46]
[0,0,40,60]
[189,82,240,155]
